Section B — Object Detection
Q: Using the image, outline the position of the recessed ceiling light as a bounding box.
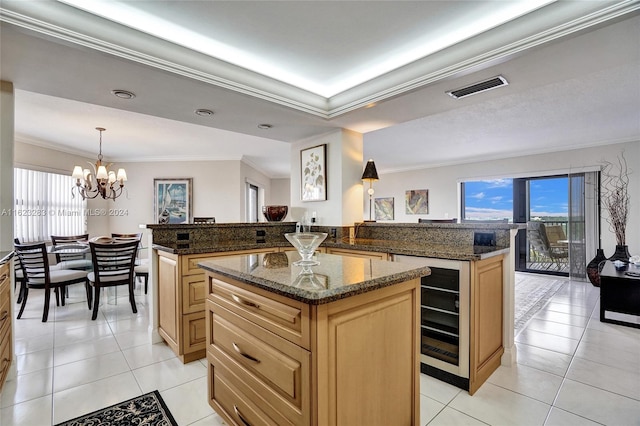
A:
[257,124,272,130]
[111,89,136,99]
[195,109,214,117]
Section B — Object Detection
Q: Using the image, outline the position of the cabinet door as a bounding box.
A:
[158,253,179,350]
[182,311,206,355]
[469,255,504,395]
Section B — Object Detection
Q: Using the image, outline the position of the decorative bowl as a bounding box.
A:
[284,232,327,267]
[262,205,288,222]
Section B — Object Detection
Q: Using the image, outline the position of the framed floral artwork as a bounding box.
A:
[406,189,429,214]
[154,178,193,224]
[301,144,327,201]
[375,197,394,220]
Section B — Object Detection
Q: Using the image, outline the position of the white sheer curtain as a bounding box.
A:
[568,171,599,281]
[14,168,86,243]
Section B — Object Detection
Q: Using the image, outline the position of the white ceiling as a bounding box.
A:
[1,1,639,178]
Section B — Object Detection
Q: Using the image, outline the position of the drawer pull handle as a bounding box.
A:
[0,274,7,282]
[233,404,252,426]
[0,311,7,322]
[231,294,259,309]
[232,342,260,363]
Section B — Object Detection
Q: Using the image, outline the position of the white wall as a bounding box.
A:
[290,129,363,226]
[369,141,640,257]
[14,142,278,235]
[0,82,14,251]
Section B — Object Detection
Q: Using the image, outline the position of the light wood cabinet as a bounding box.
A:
[157,248,277,363]
[205,270,420,426]
[0,261,13,391]
[393,253,504,394]
[469,255,504,394]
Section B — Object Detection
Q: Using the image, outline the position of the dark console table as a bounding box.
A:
[599,261,640,329]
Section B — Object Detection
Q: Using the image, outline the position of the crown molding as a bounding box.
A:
[2,1,638,120]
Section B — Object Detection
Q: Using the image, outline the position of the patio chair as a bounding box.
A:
[14,241,90,322]
[87,240,139,320]
[527,222,569,270]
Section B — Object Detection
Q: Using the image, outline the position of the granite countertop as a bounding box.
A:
[198,251,430,305]
[154,237,508,261]
[0,251,14,265]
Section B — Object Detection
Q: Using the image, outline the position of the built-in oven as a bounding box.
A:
[393,255,470,388]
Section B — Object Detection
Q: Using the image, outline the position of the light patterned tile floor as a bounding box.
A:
[1,273,639,425]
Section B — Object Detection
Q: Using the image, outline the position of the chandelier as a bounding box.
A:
[72,127,127,200]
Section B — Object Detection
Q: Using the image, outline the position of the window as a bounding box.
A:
[13,168,86,242]
[461,179,513,222]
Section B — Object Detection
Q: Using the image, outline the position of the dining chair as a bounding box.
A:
[87,240,139,320]
[111,233,148,293]
[111,233,142,242]
[14,241,90,322]
[51,234,92,270]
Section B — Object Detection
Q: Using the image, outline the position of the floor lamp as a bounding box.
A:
[361,159,379,222]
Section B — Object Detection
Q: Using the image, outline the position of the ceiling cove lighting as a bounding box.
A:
[72,127,127,201]
[56,0,555,97]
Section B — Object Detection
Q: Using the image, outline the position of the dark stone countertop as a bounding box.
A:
[153,237,508,261]
[198,251,430,305]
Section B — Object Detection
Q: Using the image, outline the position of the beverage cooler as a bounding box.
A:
[393,255,470,390]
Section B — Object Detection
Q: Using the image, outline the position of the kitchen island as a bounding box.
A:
[149,221,517,395]
[199,251,429,426]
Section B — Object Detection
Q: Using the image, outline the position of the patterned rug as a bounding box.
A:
[56,390,177,426]
[514,273,566,335]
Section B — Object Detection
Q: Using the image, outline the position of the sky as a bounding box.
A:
[464,177,569,220]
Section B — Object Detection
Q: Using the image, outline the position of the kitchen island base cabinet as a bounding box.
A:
[156,248,277,363]
[205,271,420,426]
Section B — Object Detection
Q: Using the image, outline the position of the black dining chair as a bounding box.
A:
[51,234,92,270]
[14,241,90,322]
[111,233,148,294]
[87,240,139,320]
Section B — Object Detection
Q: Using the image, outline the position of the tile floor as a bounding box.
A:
[1,273,639,425]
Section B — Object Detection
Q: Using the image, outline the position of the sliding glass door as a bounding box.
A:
[462,172,599,280]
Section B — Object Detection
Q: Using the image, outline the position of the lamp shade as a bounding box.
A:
[361,159,379,181]
[72,166,84,179]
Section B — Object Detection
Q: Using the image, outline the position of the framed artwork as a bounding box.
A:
[406,189,429,214]
[375,197,394,220]
[301,144,327,201]
[154,178,193,224]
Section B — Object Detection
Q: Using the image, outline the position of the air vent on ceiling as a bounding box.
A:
[446,76,508,99]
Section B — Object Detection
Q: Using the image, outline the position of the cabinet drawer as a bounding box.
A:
[209,302,308,405]
[208,275,310,349]
[182,274,206,313]
[0,327,12,390]
[182,311,206,354]
[0,285,10,339]
[208,352,297,426]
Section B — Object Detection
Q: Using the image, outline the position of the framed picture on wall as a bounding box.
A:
[406,189,429,214]
[301,144,327,201]
[375,197,394,220]
[154,178,193,224]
